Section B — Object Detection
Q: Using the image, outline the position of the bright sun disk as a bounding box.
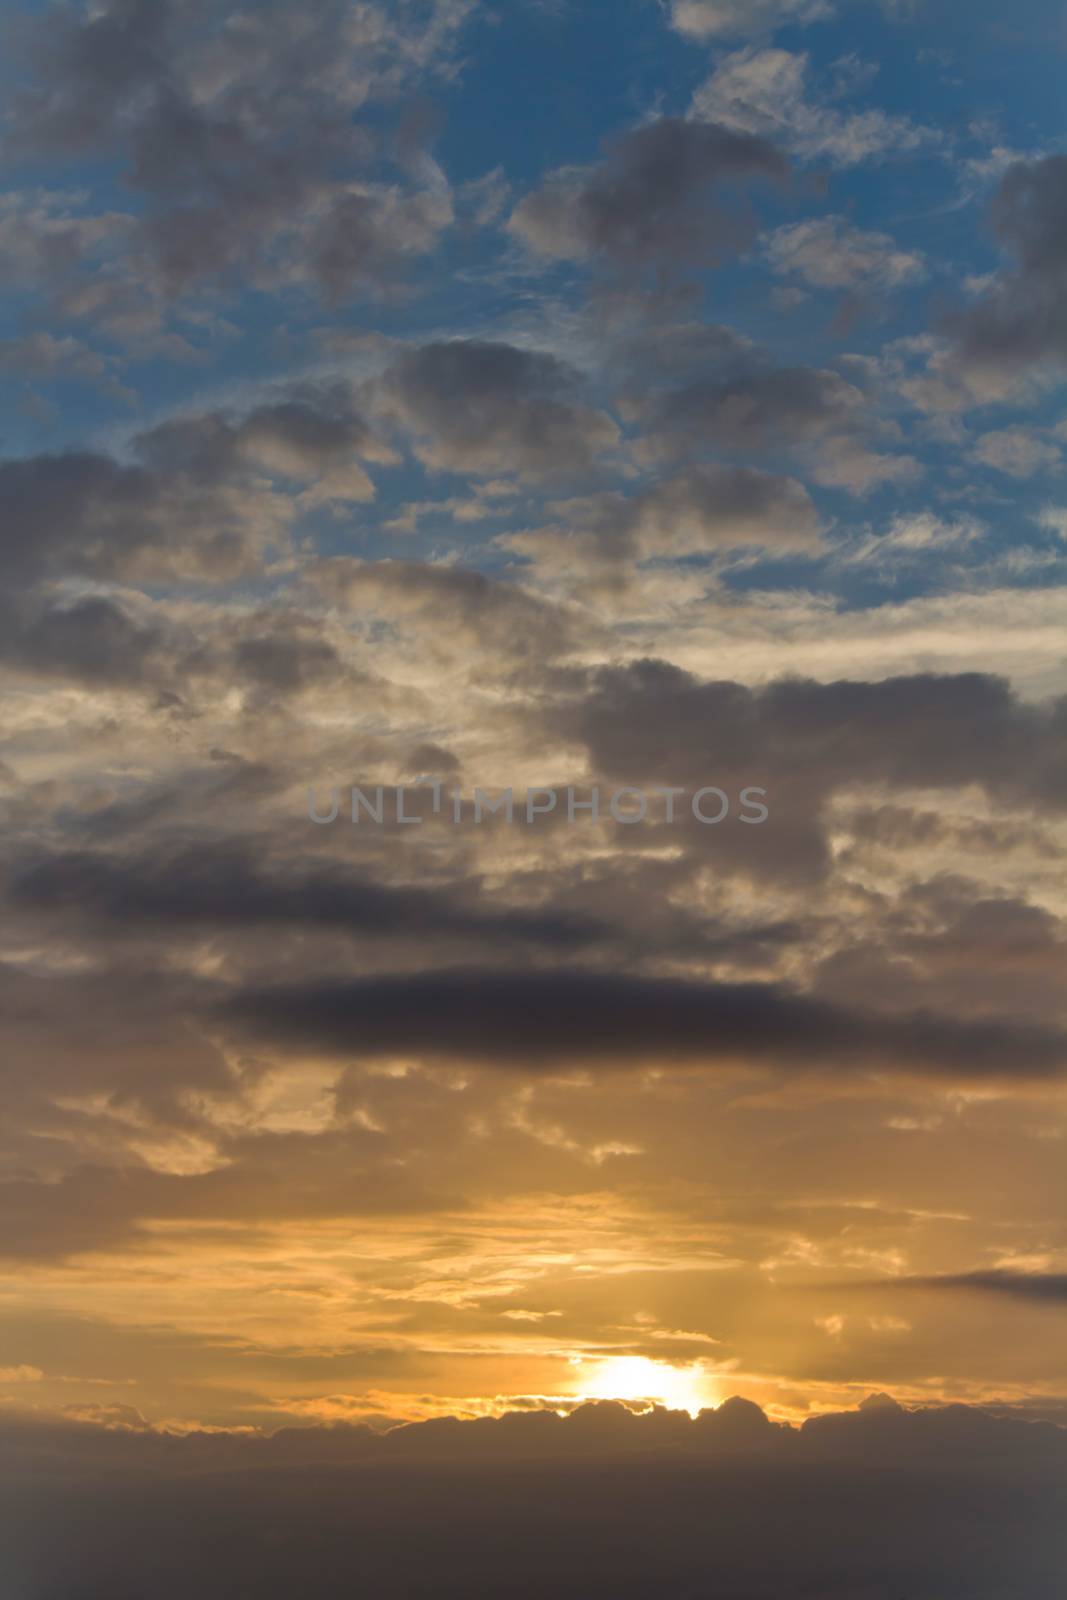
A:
[570,1356,716,1417]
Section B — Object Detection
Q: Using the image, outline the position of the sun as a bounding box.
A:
[569,1356,716,1418]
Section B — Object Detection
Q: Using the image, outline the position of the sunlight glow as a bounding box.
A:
[569,1356,717,1417]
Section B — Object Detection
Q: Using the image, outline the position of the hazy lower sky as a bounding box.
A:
[1,0,1066,1468]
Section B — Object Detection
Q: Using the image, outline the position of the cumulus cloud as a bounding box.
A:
[0,191,131,287]
[693,48,932,166]
[371,340,620,480]
[0,331,109,382]
[0,382,386,589]
[635,359,916,491]
[765,216,925,291]
[971,427,1062,479]
[502,465,823,593]
[561,660,1067,802]
[0,450,288,587]
[306,555,586,663]
[0,589,377,705]
[671,0,833,38]
[545,660,1067,883]
[509,117,787,271]
[946,155,1067,391]
[2,0,471,300]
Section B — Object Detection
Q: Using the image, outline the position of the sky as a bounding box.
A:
[1,0,1067,1589]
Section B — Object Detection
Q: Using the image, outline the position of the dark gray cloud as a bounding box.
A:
[636,360,914,491]
[0,449,276,586]
[372,339,619,480]
[1,1400,1063,1599]
[0,594,171,687]
[886,1272,1067,1305]
[0,382,383,589]
[136,381,388,483]
[609,317,757,394]
[511,662,1067,887]
[551,660,1067,840]
[2,0,467,300]
[947,154,1067,388]
[0,958,232,1117]
[8,839,609,952]
[0,592,362,704]
[509,116,787,271]
[222,965,1067,1082]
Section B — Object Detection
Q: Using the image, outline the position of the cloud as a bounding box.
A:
[837,511,982,568]
[0,191,130,288]
[564,466,824,556]
[136,380,393,500]
[1036,506,1067,540]
[693,48,932,167]
[971,427,1062,478]
[305,555,586,662]
[545,661,1067,884]
[559,660,1067,805]
[765,216,925,291]
[509,117,787,271]
[1,1401,1064,1599]
[0,382,385,589]
[635,359,917,491]
[2,0,472,300]
[941,156,1067,396]
[0,594,176,688]
[9,839,609,953]
[0,331,109,382]
[671,0,833,38]
[885,1272,1067,1304]
[371,340,620,480]
[501,465,823,593]
[1,0,1066,1527]
[0,450,286,587]
[223,964,1067,1083]
[0,590,378,704]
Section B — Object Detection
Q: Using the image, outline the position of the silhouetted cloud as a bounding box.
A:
[10,839,609,950]
[885,1271,1067,1304]
[1,1399,1064,1599]
[222,965,1067,1081]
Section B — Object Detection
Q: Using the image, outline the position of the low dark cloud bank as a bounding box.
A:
[882,1271,1067,1306]
[1,1399,1064,1599]
[223,965,1067,1082]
